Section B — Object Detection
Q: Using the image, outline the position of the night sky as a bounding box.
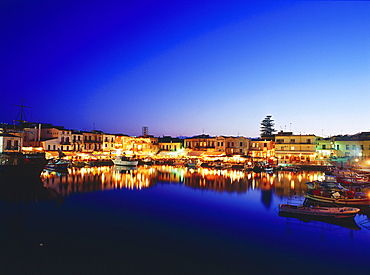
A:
[1,0,369,137]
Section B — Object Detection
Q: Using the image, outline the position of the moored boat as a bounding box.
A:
[112,155,138,166]
[278,204,360,219]
[0,151,47,181]
[45,158,70,170]
[304,191,370,206]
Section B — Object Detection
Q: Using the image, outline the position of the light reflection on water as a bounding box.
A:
[41,165,323,199]
[2,166,370,274]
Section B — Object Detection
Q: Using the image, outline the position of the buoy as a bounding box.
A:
[346,189,356,198]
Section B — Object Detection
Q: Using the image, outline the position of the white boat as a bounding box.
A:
[278,204,360,219]
[112,156,138,166]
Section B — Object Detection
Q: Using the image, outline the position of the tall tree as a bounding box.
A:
[260,115,276,137]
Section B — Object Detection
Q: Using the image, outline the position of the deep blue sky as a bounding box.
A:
[1,0,369,137]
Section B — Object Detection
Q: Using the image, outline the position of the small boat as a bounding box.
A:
[278,204,360,219]
[264,166,274,173]
[45,159,70,170]
[304,191,370,206]
[185,160,198,168]
[112,155,138,166]
[306,181,345,191]
[279,165,300,172]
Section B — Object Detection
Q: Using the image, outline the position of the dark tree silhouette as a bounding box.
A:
[260,115,276,137]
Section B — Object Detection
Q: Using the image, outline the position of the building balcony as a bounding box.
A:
[84,140,102,143]
[275,142,314,145]
[60,141,71,145]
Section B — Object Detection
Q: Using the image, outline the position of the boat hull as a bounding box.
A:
[279,204,360,219]
[112,160,138,166]
[304,193,370,206]
[0,152,47,181]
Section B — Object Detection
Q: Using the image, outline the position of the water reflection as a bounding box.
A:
[41,165,323,200]
[279,211,362,231]
[0,176,62,203]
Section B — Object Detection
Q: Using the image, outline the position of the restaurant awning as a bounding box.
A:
[202,152,225,157]
[187,151,204,157]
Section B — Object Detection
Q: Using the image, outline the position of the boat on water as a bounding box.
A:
[45,158,70,170]
[112,155,138,166]
[304,190,370,206]
[306,180,346,192]
[185,160,198,168]
[0,151,47,181]
[280,165,300,172]
[278,204,360,219]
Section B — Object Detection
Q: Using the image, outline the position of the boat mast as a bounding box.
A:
[14,98,30,127]
[12,98,31,150]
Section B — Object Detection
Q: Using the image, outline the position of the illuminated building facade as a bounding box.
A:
[103,133,115,152]
[72,130,83,152]
[38,125,72,152]
[158,136,184,151]
[114,135,159,156]
[315,137,336,160]
[82,130,102,152]
[0,132,21,153]
[214,136,250,155]
[248,138,275,161]
[275,132,316,164]
[333,134,364,158]
[184,134,216,152]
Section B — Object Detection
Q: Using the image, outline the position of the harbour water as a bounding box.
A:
[1,166,370,274]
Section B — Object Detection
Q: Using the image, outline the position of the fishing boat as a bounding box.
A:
[112,155,138,166]
[306,180,346,192]
[45,158,70,170]
[278,204,360,219]
[304,190,370,206]
[0,151,47,181]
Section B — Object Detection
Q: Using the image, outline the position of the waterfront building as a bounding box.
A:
[315,136,336,160]
[274,132,316,164]
[184,134,216,152]
[26,124,73,153]
[130,136,159,156]
[82,130,103,152]
[333,135,362,158]
[103,133,116,153]
[158,136,184,152]
[71,130,83,152]
[0,131,21,153]
[114,135,159,156]
[359,132,370,158]
[248,138,275,162]
[214,136,250,156]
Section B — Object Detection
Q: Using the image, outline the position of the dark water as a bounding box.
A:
[1,166,370,275]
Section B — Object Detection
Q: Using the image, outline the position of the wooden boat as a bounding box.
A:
[306,181,345,191]
[304,191,370,206]
[278,204,360,219]
[45,158,70,170]
[112,155,138,166]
